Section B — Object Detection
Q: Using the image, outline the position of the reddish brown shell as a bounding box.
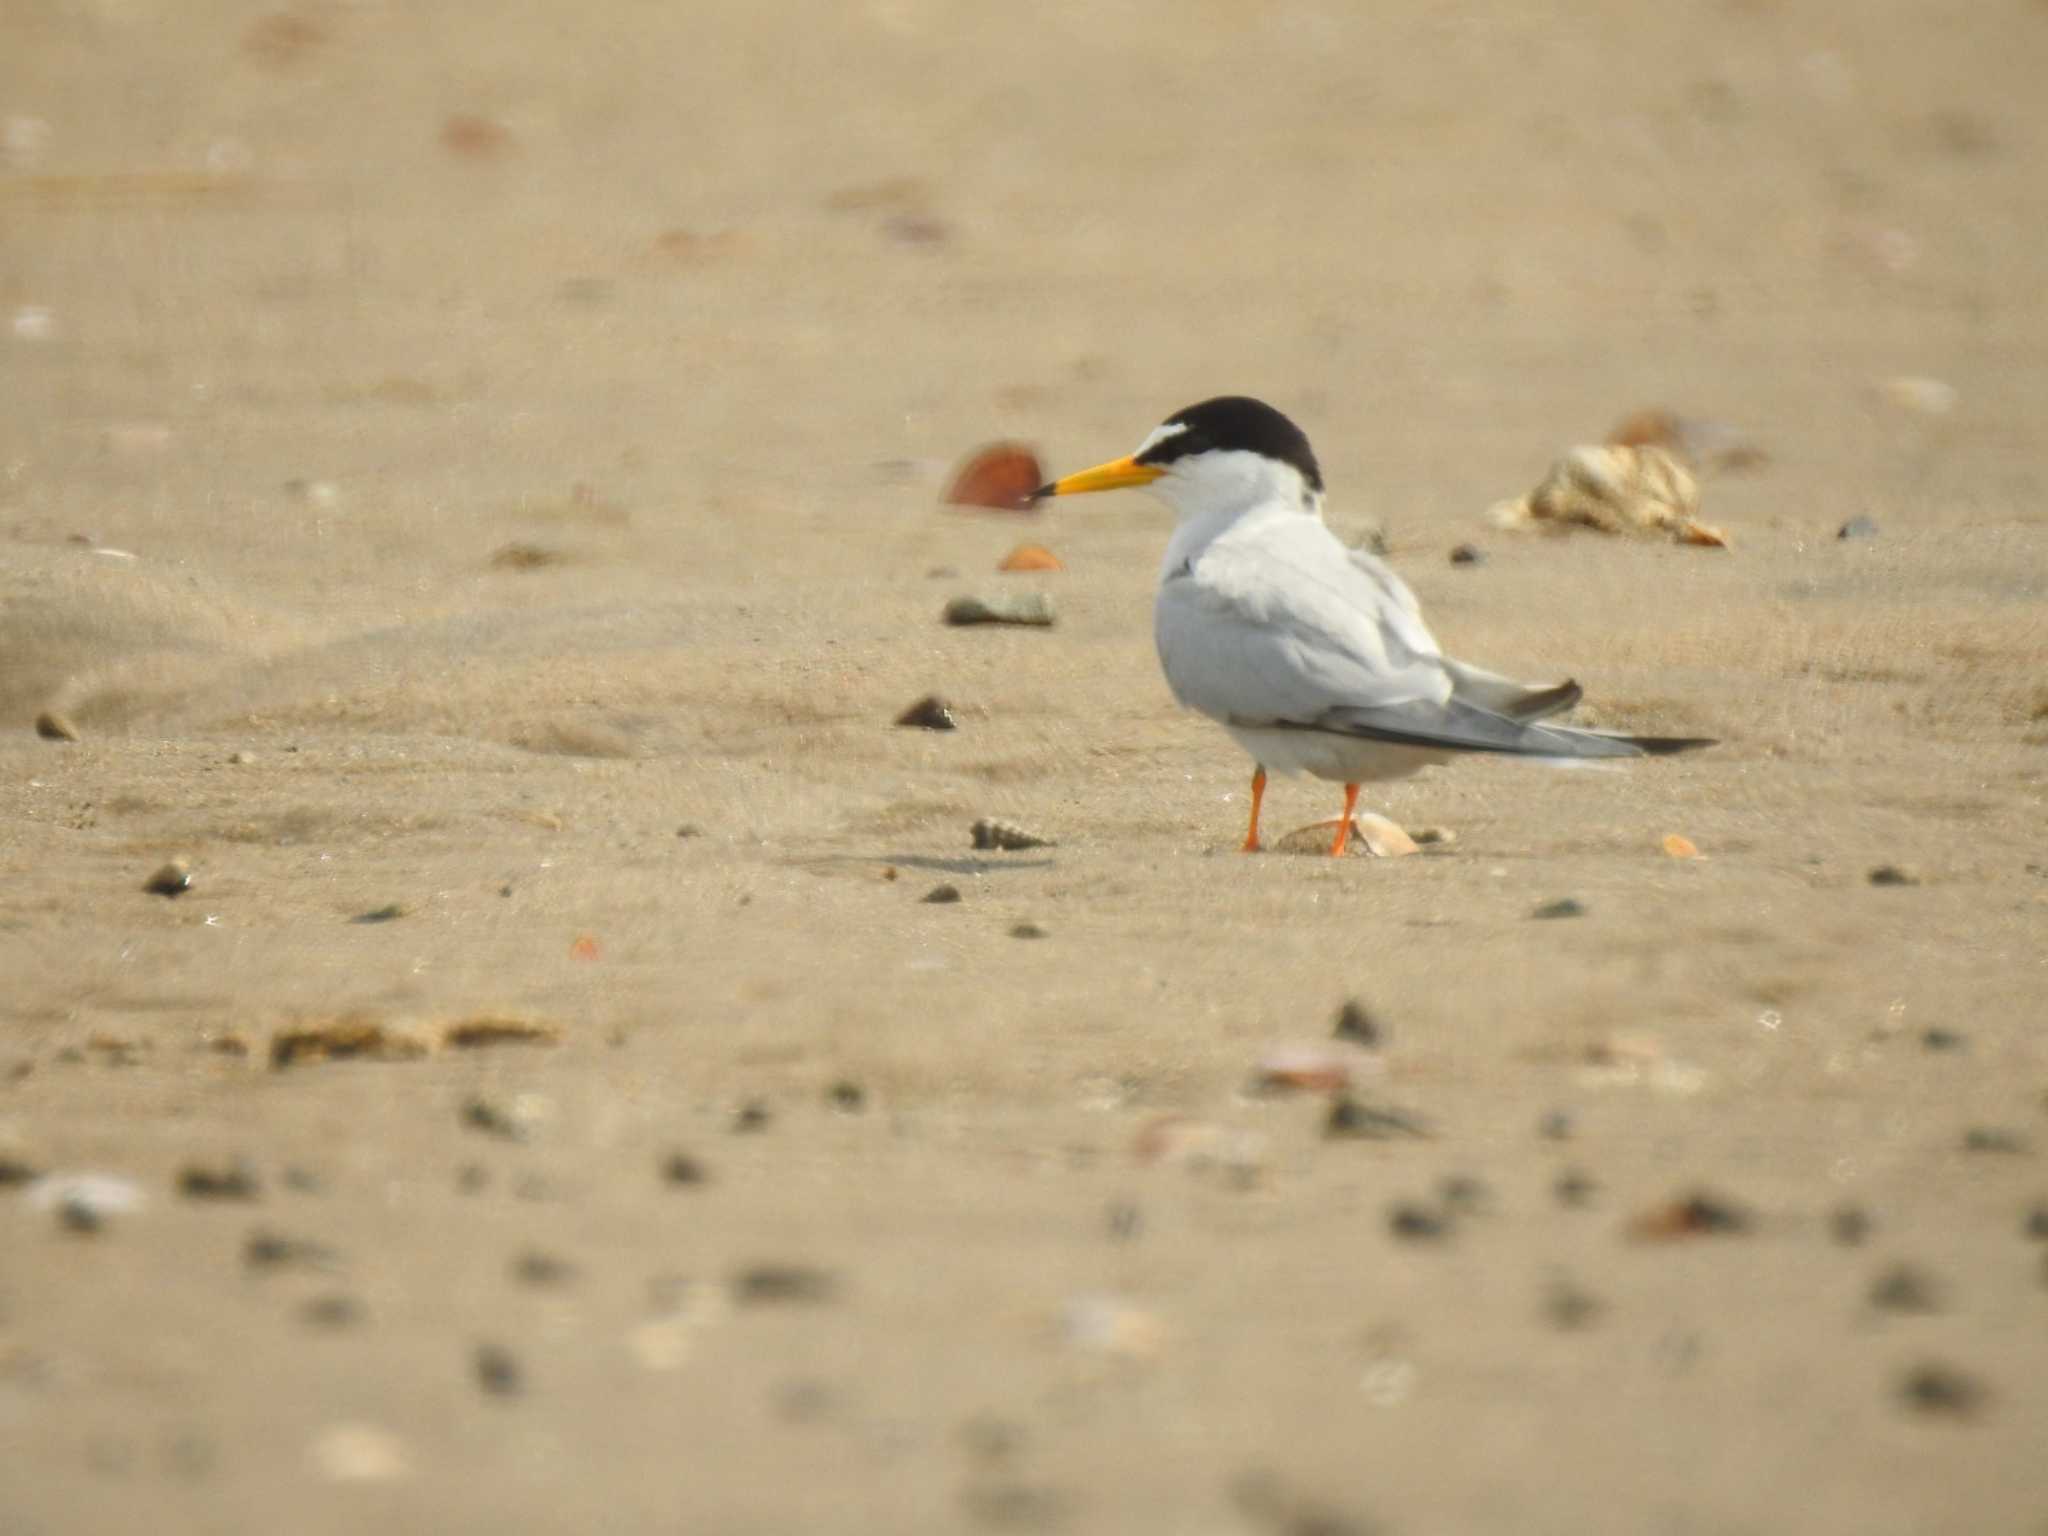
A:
[997,543,1062,572]
[944,442,1043,512]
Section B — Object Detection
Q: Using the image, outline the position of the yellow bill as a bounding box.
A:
[1032,454,1164,500]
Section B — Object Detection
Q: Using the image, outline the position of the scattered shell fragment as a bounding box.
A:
[245,1228,340,1272]
[944,592,1055,627]
[442,1017,559,1050]
[1879,376,1957,417]
[1130,1116,1265,1184]
[1409,825,1456,847]
[1008,921,1048,940]
[998,543,1063,572]
[1838,515,1880,540]
[1332,999,1383,1047]
[628,1317,697,1373]
[1490,444,1725,546]
[1531,897,1586,920]
[28,1173,145,1223]
[461,1094,549,1143]
[730,1264,840,1306]
[944,442,1043,511]
[1661,833,1702,859]
[143,860,192,898]
[34,711,79,742]
[1271,813,1417,857]
[923,883,962,904]
[1628,1190,1751,1241]
[441,114,513,159]
[490,542,564,570]
[895,694,957,730]
[1869,864,1920,887]
[269,1018,428,1069]
[1605,409,1767,474]
[1447,543,1485,566]
[1899,1362,1986,1417]
[1061,1294,1165,1360]
[971,817,1052,851]
[350,903,406,924]
[1247,1043,1382,1096]
[309,1423,409,1483]
[1323,1097,1431,1140]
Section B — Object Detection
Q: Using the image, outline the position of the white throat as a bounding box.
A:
[1150,450,1324,574]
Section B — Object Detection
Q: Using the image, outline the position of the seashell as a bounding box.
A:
[970,817,1052,851]
[1490,444,1714,545]
[1661,833,1702,859]
[943,442,1043,511]
[997,543,1062,572]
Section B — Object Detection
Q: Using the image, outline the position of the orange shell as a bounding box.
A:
[944,442,1043,512]
[998,543,1062,572]
[1662,833,1702,859]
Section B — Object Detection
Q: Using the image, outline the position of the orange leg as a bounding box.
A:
[1328,783,1361,857]
[1241,767,1267,853]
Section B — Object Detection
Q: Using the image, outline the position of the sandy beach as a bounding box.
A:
[4,2,2047,1530]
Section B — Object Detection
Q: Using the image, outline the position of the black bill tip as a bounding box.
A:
[1029,483,1058,502]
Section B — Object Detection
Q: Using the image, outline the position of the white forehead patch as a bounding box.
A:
[1133,421,1189,456]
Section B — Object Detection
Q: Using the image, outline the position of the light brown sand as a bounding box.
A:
[4,2,2047,1531]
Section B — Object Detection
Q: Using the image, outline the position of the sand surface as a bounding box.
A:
[4,2,2047,1531]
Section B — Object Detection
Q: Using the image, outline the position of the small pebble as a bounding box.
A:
[943,593,1055,627]
[660,1151,708,1186]
[301,1294,365,1330]
[1409,825,1457,847]
[1920,1027,1967,1052]
[1870,1264,1943,1314]
[731,1264,840,1306]
[176,1159,260,1202]
[1554,1168,1598,1208]
[511,1250,576,1288]
[1325,1097,1431,1140]
[1447,543,1486,566]
[244,1229,339,1272]
[923,883,962,904]
[1009,922,1048,940]
[731,1100,772,1133]
[1868,865,1920,887]
[143,860,193,898]
[1963,1126,2029,1155]
[1543,1276,1604,1330]
[895,694,957,731]
[1531,897,1586,920]
[825,1080,866,1113]
[59,1197,104,1234]
[1331,999,1382,1047]
[34,710,79,742]
[1899,1362,1986,1417]
[1387,1201,1450,1241]
[971,817,1052,851]
[350,904,407,924]
[1538,1109,1575,1141]
[1105,1201,1143,1241]
[473,1343,523,1398]
[1838,515,1880,540]
[675,823,703,839]
[2022,1203,2048,1242]
[1438,1174,1490,1215]
[1830,1204,1873,1246]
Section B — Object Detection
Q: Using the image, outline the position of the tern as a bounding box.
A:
[1033,396,1712,855]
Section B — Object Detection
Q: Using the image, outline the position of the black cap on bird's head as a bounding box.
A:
[1032,396,1323,504]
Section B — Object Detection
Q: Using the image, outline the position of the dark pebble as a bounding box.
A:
[143,861,192,898]
[1009,922,1048,939]
[59,1197,104,1235]
[1554,1168,1598,1208]
[511,1249,576,1288]
[244,1228,339,1272]
[460,1096,531,1143]
[1899,1362,1986,1417]
[1868,865,1919,887]
[660,1151,708,1186]
[1543,1276,1604,1331]
[1920,1027,1967,1052]
[1631,1190,1751,1239]
[1830,1204,1873,1246]
[1870,1264,1943,1314]
[2022,1203,2048,1241]
[825,1080,866,1113]
[1105,1201,1143,1241]
[675,823,703,839]
[1963,1127,2029,1155]
[1331,999,1382,1047]
[1448,543,1486,565]
[300,1294,365,1330]
[1438,1174,1490,1215]
[0,1152,43,1186]
[1837,515,1880,540]
[176,1159,261,1202]
[1530,897,1586,920]
[474,1343,523,1398]
[1538,1109,1575,1141]
[923,883,963,904]
[732,1264,841,1306]
[731,1100,772,1133]
[1387,1201,1450,1241]
[895,695,958,731]
[350,903,406,924]
[1325,1097,1431,1141]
